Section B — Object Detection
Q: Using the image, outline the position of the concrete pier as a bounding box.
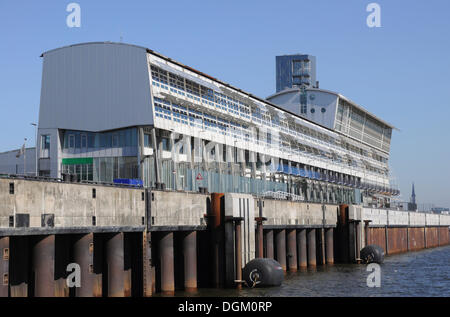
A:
[32,235,57,297]
[265,230,274,259]
[1,177,450,297]
[287,229,297,272]
[275,229,286,271]
[73,233,96,297]
[297,229,308,269]
[182,231,197,291]
[159,232,175,295]
[325,228,334,264]
[105,232,131,297]
[316,228,326,265]
[54,235,71,297]
[307,229,317,267]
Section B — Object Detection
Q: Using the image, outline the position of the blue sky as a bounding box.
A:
[0,0,449,207]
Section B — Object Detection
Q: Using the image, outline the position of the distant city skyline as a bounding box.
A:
[0,1,449,207]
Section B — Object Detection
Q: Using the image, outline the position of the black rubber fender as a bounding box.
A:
[360,244,385,264]
[242,258,284,287]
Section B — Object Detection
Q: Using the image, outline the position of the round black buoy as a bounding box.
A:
[242,258,284,288]
[360,244,385,264]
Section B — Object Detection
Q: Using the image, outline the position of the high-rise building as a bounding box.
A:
[276,54,317,93]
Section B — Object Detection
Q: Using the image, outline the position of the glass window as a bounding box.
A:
[99,134,106,148]
[292,61,302,75]
[144,134,152,147]
[81,134,87,149]
[41,135,50,150]
[125,129,132,147]
[88,133,95,148]
[75,133,81,148]
[68,135,75,149]
[112,134,119,147]
[162,138,171,151]
[104,133,112,148]
[131,128,137,147]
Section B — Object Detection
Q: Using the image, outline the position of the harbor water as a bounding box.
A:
[173,245,450,297]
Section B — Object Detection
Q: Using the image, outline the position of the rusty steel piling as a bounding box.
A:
[210,193,225,288]
[234,219,243,289]
[9,236,29,297]
[0,237,9,297]
[255,217,265,258]
[142,232,153,297]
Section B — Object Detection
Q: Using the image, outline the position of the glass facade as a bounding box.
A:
[62,128,137,150]
[146,58,397,204]
[62,156,138,183]
[141,157,356,204]
[335,99,392,153]
[61,128,139,183]
[150,64,389,182]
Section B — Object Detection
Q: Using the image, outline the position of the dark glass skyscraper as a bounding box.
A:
[276,54,317,92]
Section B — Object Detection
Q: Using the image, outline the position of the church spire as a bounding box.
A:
[411,182,416,204]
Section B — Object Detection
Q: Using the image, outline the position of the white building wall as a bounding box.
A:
[225,193,256,267]
[265,89,301,115]
[361,207,450,227]
[306,90,338,129]
[0,148,36,175]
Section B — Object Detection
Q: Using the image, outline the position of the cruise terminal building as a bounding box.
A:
[2,42,398,208]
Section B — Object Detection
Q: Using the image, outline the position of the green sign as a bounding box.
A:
[62,157,93,165]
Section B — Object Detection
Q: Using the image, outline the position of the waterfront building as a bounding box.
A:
[0,42,399,206]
